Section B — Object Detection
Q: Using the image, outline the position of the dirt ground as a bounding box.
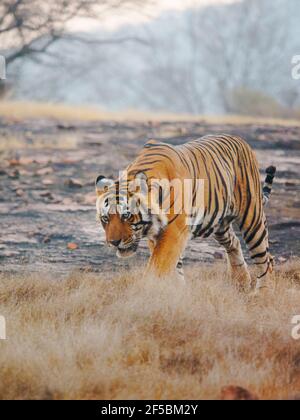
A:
[0,117,299,275]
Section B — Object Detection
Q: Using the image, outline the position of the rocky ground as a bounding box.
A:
[0,117,299,275]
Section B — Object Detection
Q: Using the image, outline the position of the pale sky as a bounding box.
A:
[71,0,239,32]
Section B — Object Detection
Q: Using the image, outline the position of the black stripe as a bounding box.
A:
[257,264,270,279]
[239,170,252,230]
[244,219,263,244]
[168,213,180,225]
[196,190,219,237]
[254,258,268,265]
[248,229,267,251]
[263,186,271,194]
[215,225,230,237]
[251,250,267,260]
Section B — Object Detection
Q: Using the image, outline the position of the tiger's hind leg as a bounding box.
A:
[214,223,251,292]
[242,212,273,292]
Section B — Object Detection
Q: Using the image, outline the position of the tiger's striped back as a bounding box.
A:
[126,135,266,238]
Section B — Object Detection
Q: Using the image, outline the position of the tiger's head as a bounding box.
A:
[95,172,168,258]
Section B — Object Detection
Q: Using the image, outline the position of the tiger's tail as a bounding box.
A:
[262,166,276,206]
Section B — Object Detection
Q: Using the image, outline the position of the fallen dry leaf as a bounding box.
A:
[8,158,20,167]
[220,386,259,400]
[67,242,79,250]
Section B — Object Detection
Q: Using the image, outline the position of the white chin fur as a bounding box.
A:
[116,248,136,259]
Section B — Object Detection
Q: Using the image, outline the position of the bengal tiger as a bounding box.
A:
[96,135,276,292]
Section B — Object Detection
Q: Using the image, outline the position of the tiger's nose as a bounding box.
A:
[110,239,121,247]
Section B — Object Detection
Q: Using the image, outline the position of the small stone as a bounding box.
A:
[40,191,53,199]
[16,189,24,197]
[36,167,54,176]
[51,194,63,204]
[42,179,54,186]
[64,179,83,189]
[214,251,224,260]
[8,170,20,179]
[43,236,51,244]
[62,198,73,205]
[57,123,75,130]
[278,256,287,263]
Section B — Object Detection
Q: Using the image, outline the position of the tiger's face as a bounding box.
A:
[95,174,167,258]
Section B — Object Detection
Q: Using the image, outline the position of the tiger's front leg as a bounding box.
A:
[147,239,185,283]
[145,225,189,282]
[176,254,185,283]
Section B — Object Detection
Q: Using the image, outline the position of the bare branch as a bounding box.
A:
[62,34,150,47]
[0,0,150,66]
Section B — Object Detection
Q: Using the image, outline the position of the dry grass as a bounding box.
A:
[0,261,300,400]
[0,101,299,126]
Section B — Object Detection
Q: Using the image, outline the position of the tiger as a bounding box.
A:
[95,135,276,292]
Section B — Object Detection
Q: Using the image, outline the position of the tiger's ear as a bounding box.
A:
[128,172,148,197]
[144,139,159,149]
[134,172,148,195]
[95,175,114,196]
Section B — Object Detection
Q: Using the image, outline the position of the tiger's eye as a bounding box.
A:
[101,215,109,224]
[122,211,131,221]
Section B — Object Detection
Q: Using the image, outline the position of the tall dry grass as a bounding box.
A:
[0,261,300,400]
[0,101,299,126]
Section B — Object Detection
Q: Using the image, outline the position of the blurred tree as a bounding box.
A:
[194,0,293,113]
[138,0,299,115]
[0,0,149,67]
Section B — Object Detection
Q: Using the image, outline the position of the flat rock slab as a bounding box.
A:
[0,118,299,275]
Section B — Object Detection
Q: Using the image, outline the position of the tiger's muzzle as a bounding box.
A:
[115,238,140,258]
